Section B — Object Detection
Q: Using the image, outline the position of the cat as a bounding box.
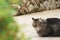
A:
[32,18,60,37]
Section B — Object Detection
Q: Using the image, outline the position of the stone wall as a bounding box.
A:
[11,0,60,16]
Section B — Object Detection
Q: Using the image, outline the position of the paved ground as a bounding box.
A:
[14,9,60,40]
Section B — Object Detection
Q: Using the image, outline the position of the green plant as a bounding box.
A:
[0,0,18,40]
[0,0,31,40]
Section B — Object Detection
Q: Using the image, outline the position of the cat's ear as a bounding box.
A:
[39,18,44,22]
[32,18,35,20]
[40,18,43,20]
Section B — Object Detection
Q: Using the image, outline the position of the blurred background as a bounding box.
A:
[0,0,60,40]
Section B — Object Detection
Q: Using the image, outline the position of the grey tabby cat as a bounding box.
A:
[32,18,60,37]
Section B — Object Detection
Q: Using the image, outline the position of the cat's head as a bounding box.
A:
[32,17,46,31]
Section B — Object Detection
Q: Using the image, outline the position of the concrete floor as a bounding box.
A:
[14,9,60,40]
